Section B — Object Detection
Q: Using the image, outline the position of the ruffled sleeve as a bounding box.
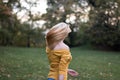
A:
[59,52,72,74]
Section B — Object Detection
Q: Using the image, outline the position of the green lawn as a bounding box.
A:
[0,46,120,80]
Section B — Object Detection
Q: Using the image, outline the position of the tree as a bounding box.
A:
[12,0,45,47]
[0,0,45,47]
[87,0,120,50]
[0,0,12,45]
[41,0,91,46]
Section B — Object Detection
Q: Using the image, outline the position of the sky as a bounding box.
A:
[13,0,48,23]
[12,0,90,28]
[20,0,47,14]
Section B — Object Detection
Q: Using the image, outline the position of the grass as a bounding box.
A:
[0,46,120,80]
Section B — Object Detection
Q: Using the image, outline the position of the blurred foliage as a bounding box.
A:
[0,0,120,50]
[0,0,45,47]
[13,23,45,47]
[41,0,91,46]
[87,0,120,50]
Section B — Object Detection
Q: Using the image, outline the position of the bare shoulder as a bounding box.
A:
[61,43,70,50]
[54,42,70,50]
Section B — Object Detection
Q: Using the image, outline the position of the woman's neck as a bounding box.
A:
[58,40,64,44]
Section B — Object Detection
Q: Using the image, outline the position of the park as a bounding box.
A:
[0,0,120,80]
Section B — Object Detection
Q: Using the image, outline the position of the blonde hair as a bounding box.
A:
[46,22,71,49]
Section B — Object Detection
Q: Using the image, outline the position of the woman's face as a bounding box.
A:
[67,25,71,33]
[64,25,71,38]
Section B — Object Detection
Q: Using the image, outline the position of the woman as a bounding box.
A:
[45,22,72,80]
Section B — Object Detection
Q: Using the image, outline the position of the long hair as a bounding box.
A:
[46,22,71,49]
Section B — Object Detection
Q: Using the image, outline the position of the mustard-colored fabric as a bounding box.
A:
[46,47,72,80]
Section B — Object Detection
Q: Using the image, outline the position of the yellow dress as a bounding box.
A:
[46,47,72,80]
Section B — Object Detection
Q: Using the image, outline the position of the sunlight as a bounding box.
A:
[13,0,48,22]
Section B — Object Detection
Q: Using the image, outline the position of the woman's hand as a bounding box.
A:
[68,69,79,77]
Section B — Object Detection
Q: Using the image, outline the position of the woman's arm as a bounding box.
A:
[58,74,64,80]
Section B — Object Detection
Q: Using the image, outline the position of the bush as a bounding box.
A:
[87,24,120,51]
